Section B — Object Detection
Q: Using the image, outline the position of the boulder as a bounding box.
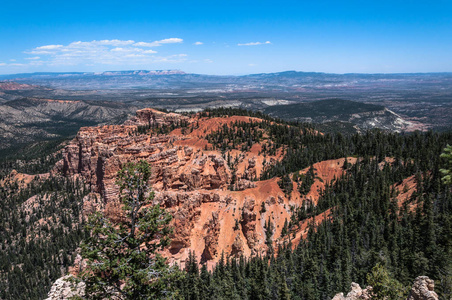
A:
[406,276,438,300]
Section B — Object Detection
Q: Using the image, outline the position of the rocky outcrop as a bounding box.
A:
[332,276,439,300]
[407,276,438,300]
[45,275,85,300]
[332,283,372,300]
[240,198,259,253]
[202,211,221,261]
[124,108,189,127]
[231,234,245,256]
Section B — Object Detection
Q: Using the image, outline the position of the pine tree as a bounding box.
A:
[440,144,452,185]
[366,263,407,300]
[77,160,181,299]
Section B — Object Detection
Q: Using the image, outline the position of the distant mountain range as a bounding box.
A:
[0,69,186,79]
[1,70,451,91]
[2,69,451,79]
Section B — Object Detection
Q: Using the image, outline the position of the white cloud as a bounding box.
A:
[110,47,146,53]
[133,42,156,47]
[35,44,64,50]
[97,39,134,46]
[134,38,183,47]
[194,41,203,45]
[0,63,6,66]
[23,39,186,67]
[158,38,183,44]
[238,41,271,46]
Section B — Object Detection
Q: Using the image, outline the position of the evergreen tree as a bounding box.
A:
[440,144,452,185]
[77,160,181,299]
[366,263,407,299]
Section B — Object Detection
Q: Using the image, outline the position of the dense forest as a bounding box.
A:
[0,139,88,299]
[0,107,451,299]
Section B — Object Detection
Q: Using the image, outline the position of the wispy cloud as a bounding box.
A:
[0,62,28,67]
[194,41,203,45]
[23,39,186,67]
[35,44,64,50]
[133,38,183,47]
[238,41,271,46]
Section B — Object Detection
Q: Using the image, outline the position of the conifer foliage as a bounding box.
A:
[440,144,452,185]
[78,160,180,299]
[0,175,88,299]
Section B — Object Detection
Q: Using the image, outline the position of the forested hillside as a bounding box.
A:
[183,108,452,299]
[0,142,89,299]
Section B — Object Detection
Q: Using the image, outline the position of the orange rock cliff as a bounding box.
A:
[55,108,356,268]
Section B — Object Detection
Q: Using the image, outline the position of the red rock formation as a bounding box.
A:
[124,108,189,127]
[56,108,354,266]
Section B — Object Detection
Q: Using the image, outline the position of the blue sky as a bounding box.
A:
[1,0,451,75]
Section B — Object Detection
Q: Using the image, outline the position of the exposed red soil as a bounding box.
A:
[392,175,418,211]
